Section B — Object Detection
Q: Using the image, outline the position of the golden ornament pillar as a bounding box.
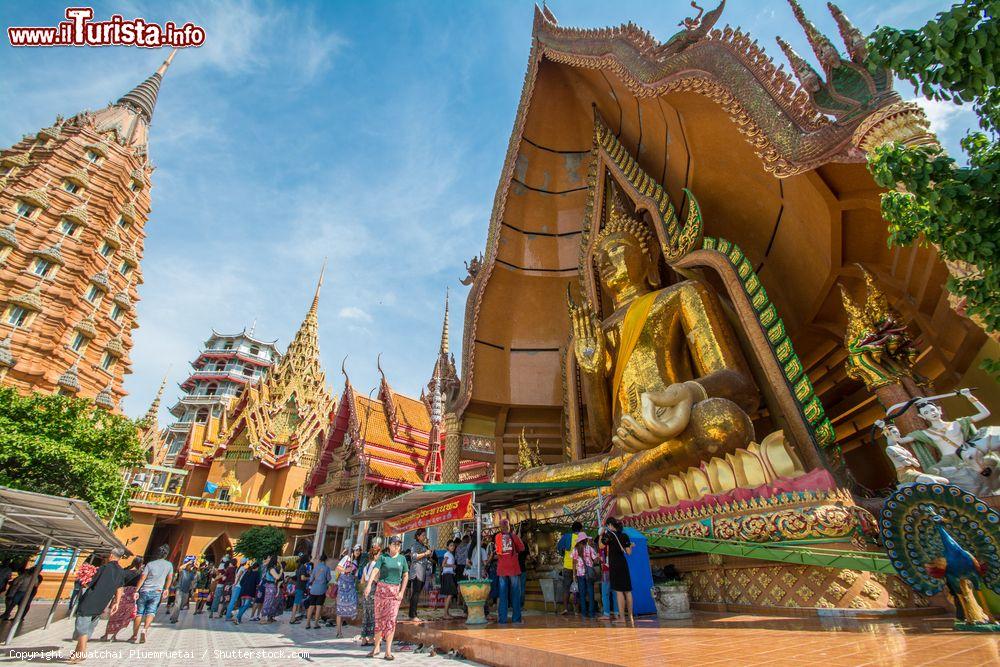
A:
[442,412,462,483]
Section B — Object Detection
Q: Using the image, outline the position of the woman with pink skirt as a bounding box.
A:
[362,535,409,661]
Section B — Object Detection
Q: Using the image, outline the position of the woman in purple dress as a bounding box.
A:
[260,556,283,623]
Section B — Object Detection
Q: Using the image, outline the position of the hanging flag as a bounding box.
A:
[204,481,218,494]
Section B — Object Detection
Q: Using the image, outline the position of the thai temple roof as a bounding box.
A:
[95,382,116,409]
[305,366,490,496]
[209,328,279,348]
[75,314,98,339]
[2,153,30,168]
[10,283,44,311]
[63,202,89,225]
[353,393,426,486]
[66,167,90,187]
[38,124,62,140]
[16,184,50,210]
[32,241,64,265]
[102,226,122,247]
[57,359,81,392]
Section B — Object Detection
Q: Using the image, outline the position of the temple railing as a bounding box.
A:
[130,489,318,523]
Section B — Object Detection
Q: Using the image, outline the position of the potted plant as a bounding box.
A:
[651,568,691,620]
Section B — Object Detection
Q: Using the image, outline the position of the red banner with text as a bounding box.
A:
[383,493,474,535]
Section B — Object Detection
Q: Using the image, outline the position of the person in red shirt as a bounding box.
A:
[493,519,525,624]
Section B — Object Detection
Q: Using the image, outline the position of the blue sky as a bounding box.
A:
[0,0,975,423]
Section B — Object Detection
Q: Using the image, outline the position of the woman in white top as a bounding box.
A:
[440,540,458,617]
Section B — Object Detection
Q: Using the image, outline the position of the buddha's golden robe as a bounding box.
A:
[604,280,757,424]
[514,279,758,491]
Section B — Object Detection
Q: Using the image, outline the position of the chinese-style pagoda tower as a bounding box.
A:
[162,328,280,466]
[0,49,178,405]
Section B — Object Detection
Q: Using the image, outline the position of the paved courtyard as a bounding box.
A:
[1,606,478,666]
[5,604,1000,666]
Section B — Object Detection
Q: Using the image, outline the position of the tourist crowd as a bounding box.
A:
[7,515,636,662]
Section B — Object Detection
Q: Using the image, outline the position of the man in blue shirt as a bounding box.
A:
[304,555,332,630]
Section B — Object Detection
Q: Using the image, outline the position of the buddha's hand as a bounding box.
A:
[612,382,701,452]
[570,298,606,376]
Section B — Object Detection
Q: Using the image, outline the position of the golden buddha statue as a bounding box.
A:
[513,194,759,495]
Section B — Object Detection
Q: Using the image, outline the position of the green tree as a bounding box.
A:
[0,387,146,523]
[234,526,286,561]
[864,0,999,366]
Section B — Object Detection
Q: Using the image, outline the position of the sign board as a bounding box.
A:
[383,492,474,536]
[40,548,76,574]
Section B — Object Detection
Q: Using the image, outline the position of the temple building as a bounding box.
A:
[306,300,490,553]
[0,50,178,404]
[450,2,997,613]
[119,272,333,562]
[161,328,280,466]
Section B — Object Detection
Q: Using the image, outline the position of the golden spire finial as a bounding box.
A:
[310,257,327,315]
[145,368,170,421]
[440,288,450,357]
[376,352,387,386]
[156,49,178,77]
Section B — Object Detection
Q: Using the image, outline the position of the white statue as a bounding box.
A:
[875,419,949,486]
[886,388,999,496]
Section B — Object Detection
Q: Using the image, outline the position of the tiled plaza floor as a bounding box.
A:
[1,605,479,666]
[4,605,999,666]
[396,610,1000,667]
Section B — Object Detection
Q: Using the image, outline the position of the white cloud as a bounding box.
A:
[338,306,372,323]
[164,0,346,84]
[905,96,978,163]
[910,97,964,134]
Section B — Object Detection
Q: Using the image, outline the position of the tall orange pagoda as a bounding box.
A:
[0,50,178,405]
[120,270,334,562]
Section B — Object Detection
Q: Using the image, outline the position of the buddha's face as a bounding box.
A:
[596,232,649,299]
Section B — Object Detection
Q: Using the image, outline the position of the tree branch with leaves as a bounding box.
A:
[864,0,998,373]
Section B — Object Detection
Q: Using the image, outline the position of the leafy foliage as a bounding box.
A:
[0,387,146,522]
[865,1,999,343]
[868,0,998,108]
[234,526,286,561]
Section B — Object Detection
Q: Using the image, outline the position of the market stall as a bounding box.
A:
[0,486,125,643]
